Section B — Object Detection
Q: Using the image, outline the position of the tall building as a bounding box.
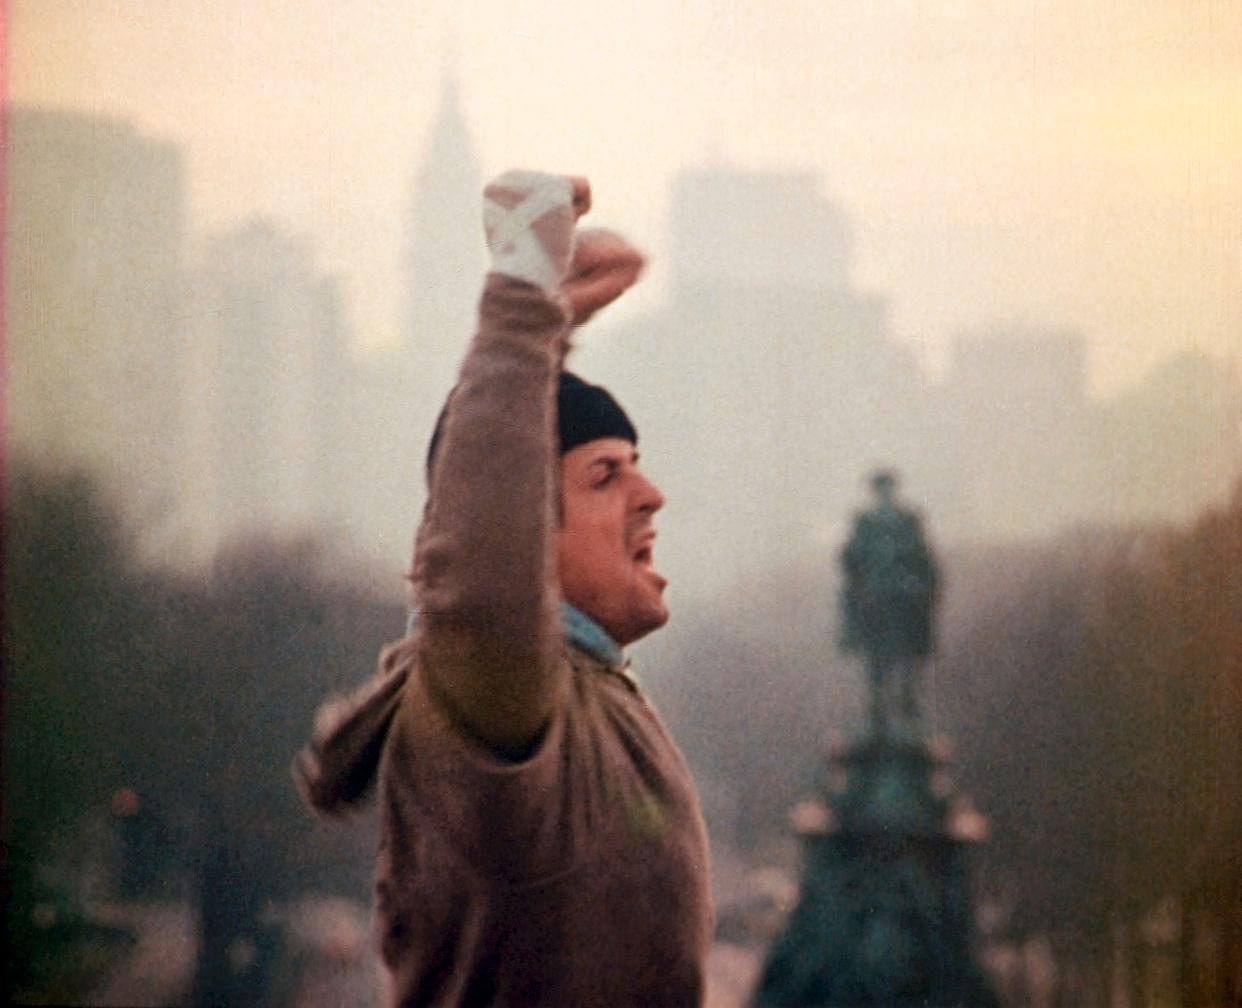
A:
[939,327,1090,538]
[583,166,930,580]
[182,219,353,558]
[5,106,187,549]
[669,168,857,298]
[402,69,486,416]
[334,68,491,571]
[937,333,1241,538]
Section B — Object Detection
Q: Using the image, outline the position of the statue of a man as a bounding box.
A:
[840,469,938,734]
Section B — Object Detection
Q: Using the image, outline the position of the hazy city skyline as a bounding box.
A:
[7,96,1239,581]
[13,0,1241,395]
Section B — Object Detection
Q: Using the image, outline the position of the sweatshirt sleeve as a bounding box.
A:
[409,272,570,756]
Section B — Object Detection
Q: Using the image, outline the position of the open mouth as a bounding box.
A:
[631,538,666,590]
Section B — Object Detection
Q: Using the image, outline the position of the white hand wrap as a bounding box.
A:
[483,170,576,295]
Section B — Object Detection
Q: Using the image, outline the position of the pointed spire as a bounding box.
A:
[441,22,462,94]
[408,44,481,250]
[402,49,487,407]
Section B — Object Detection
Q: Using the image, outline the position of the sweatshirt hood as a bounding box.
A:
[293,636,416,817]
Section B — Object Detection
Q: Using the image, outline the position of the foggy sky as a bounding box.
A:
[12,0,1241,395]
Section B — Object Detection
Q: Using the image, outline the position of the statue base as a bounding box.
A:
[752,732,997,1008]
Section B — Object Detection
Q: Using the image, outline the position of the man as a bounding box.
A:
[296,171,713,1006]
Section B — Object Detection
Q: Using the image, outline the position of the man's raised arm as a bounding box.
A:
[410,172,642,756]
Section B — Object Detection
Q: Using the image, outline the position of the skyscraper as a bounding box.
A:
[183,219,352,558]
[584,165,928,581]
[6,107,187,550]
[940,327,1090,538]
[402,67,486,417]
[331,65,492,568]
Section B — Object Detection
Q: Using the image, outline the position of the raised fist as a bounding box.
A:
[482,171,590,294]
[563,228,645,326]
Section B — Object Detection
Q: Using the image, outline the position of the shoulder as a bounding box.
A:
[566,643,642,696]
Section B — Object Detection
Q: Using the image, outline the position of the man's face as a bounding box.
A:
[558,437,668,646]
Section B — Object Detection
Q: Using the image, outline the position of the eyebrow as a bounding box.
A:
[588,458,620,478]
[587,449,639,473]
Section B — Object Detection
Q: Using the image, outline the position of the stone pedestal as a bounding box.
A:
[752,734,997,1008]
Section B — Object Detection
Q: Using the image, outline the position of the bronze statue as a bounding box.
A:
[840,469,938,735]
[754,479,996,1007]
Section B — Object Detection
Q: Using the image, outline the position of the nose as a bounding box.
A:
[634,470,665,515]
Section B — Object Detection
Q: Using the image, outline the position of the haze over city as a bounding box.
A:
[14,0,1241,388]
[10,0,1242,587]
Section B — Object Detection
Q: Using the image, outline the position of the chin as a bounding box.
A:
[615,593,669,646]
[570,568,670,646]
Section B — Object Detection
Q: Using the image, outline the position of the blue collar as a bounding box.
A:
[560,602,626,670]
[405,602,625,671]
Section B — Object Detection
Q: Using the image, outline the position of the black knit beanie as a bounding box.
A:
[426,371,637,482]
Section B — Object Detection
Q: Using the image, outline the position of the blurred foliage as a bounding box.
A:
[939,482,1242,949]
[4,466,141,999]
[4,462,400,1003]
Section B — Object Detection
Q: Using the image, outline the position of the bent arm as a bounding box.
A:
[405,173,646,756]
[411,274,570,756]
